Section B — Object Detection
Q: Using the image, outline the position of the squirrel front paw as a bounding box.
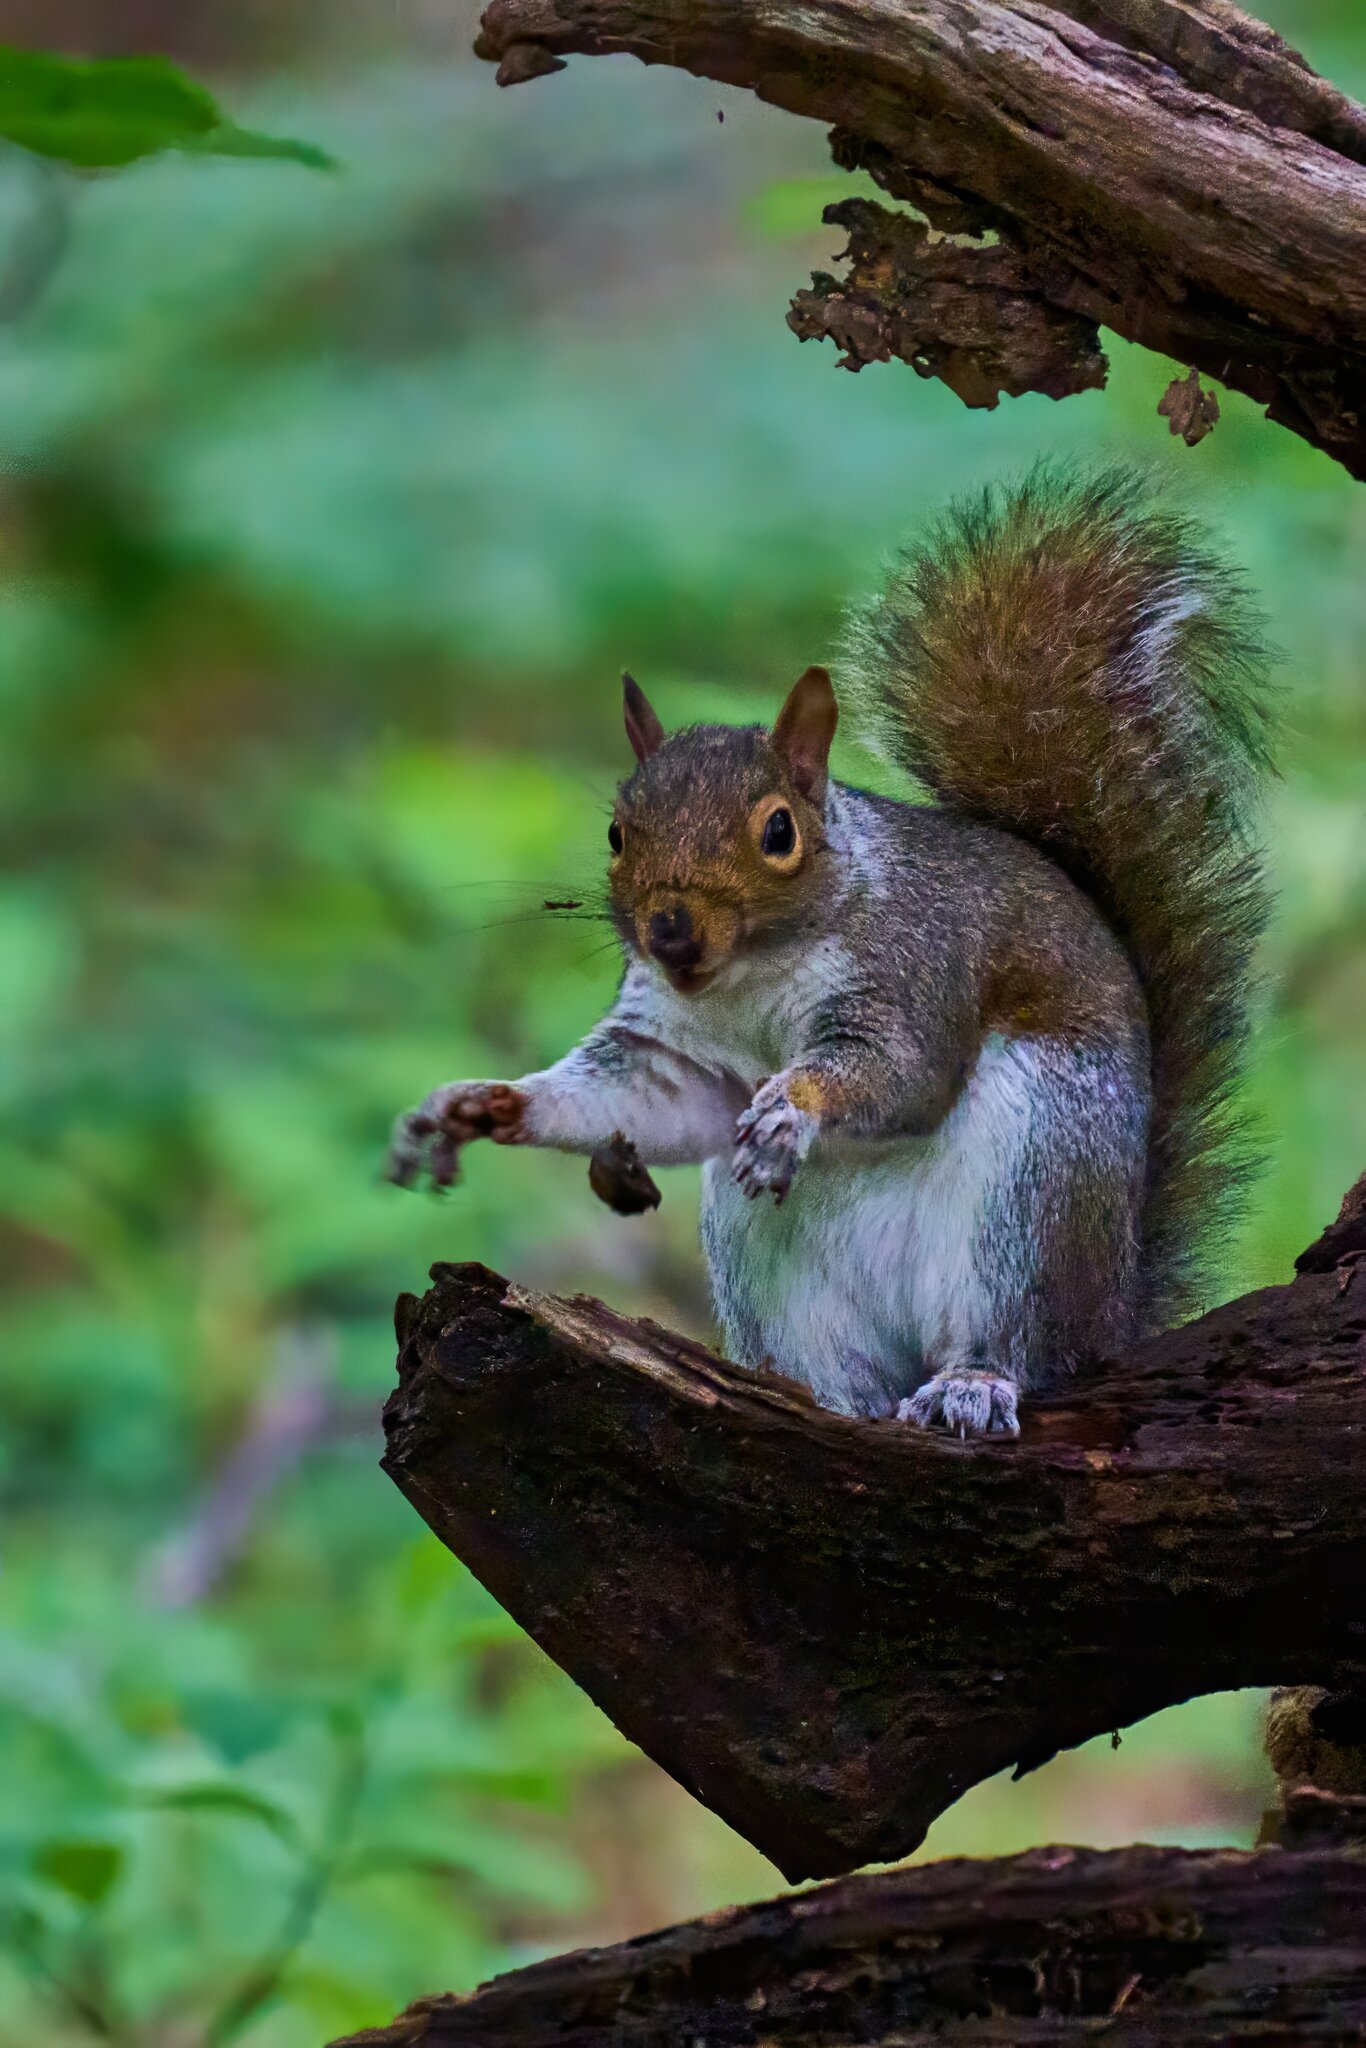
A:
[898,1370,1021,1439]
[732,1085,817,1205]
[387,1081,526,1191]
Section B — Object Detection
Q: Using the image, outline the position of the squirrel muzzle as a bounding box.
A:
[648,904,702,973]
[637,892,742,993]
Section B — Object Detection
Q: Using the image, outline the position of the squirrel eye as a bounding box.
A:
[608,819,624,855]
[761,807,796,858]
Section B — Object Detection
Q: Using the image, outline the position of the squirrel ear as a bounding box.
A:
[772,665,838,800]
[623,672,665,763]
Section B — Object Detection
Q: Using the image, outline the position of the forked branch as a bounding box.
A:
[382,1173,1366,1881]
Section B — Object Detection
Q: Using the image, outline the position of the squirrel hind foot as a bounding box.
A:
[899,1370,1021,1440]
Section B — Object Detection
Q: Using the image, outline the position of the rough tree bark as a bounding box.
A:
[473,0,1366,478]
[341,1810,1366,2045]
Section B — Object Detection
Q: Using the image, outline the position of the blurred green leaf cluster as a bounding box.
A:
[0,1548,609,2043]
[0,6,1362,2041]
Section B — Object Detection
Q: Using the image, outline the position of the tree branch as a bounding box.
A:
[381,1172,1366,1882]
[473,0,1366,477]
[336,1823,1366,2045]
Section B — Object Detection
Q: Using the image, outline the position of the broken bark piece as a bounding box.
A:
[788,197,1107,406]
[587,1132,662,1215]
[493,39,566,85]
[1158,366,1222,446]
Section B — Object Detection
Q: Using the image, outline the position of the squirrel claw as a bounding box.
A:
[732,1091,815,1204]
[386,1111,435,1189]
[898,1371,1021,1439]
[386,1082,526,1191]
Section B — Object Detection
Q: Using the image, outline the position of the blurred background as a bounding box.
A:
[0,1,1362,2041]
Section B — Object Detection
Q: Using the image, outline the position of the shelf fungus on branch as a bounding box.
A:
[382,1171,1366,1883]
[472,0,1366,477]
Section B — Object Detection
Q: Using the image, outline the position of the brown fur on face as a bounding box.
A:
[608,672,838,990]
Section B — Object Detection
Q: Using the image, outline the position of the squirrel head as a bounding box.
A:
[608,667,838,994]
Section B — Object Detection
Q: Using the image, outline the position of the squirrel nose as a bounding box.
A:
[649,906,702,972]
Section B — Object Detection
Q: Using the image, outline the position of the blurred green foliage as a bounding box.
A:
[0,7,1363,2042]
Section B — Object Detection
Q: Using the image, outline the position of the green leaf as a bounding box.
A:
[181,123,337,172]
[0,46,335,170]
[179,1688,295,1764]
[32,1837,122,1905]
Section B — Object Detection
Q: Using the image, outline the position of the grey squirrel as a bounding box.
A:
[390,466,1273,1436]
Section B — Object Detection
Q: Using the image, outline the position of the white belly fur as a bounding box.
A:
[701,1033,1048,1416]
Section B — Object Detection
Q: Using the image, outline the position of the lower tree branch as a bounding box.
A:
[336,1826,1366,2045]
[473,0,1366,476]
[381,1174,1366,1882]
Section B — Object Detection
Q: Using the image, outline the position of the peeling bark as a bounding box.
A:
[381,1174,1366,1882]
[787,197,1108,405]
[474,0,1366,476]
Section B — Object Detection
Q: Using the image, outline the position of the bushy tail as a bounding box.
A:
[841,464,1274,1329]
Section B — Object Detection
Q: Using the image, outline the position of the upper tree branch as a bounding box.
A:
[474,0,1366,477]
[382,1174,1366,1883]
